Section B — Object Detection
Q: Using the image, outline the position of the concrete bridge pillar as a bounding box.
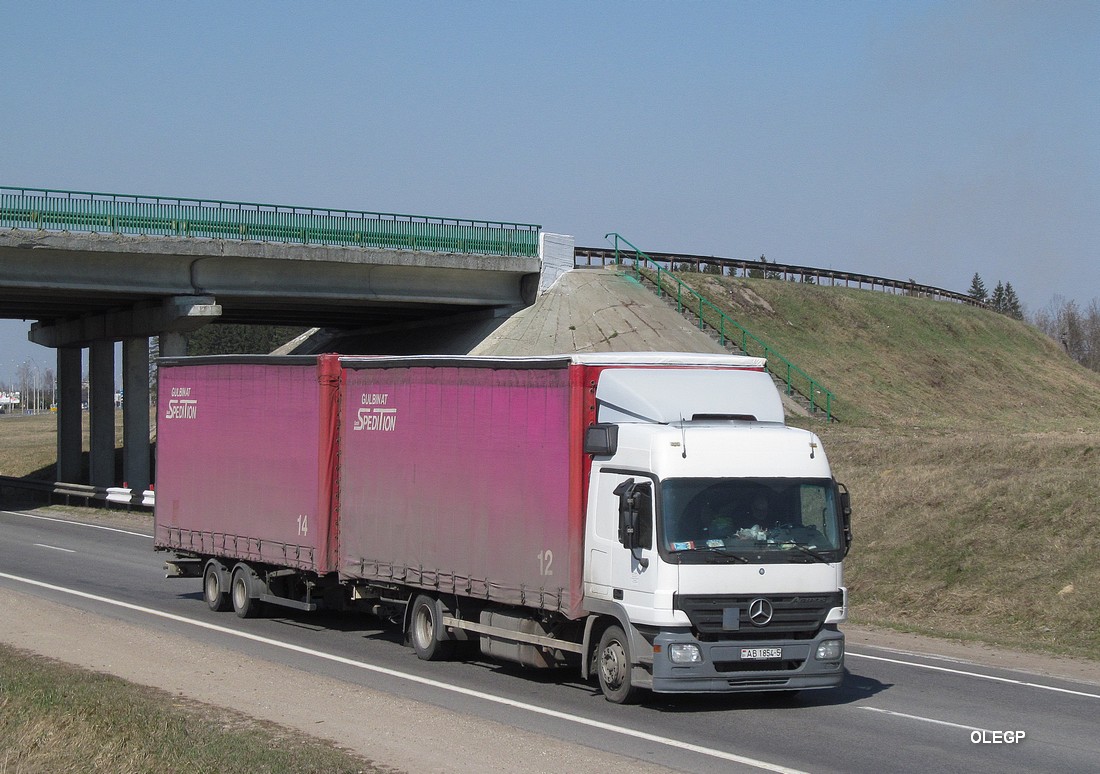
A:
[88,341,115,488]
[122,337,150,493]
[55,347,82,482]
[159,331,187,358]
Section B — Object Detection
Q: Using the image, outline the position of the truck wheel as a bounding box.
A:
[597,625,641,704]
[203,560,231,612]
[409,594,453,661]
[230,564,262,619]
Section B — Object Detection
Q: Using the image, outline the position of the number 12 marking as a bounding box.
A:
[538,549,553,576]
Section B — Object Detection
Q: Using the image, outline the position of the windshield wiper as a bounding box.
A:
[776,541,831,563]
[692,546,750,563]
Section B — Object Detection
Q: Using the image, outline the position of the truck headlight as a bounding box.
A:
[815,639,843,661]
[669,644,702,664]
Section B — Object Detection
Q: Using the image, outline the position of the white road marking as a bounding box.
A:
[847,651,1100,700]
[0,571,806,774]
[858,706,986,733]
[33,543,76,553]
[853,643,989,666]
[2,510,151,539]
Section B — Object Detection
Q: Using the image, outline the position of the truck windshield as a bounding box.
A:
[660,478,844,563]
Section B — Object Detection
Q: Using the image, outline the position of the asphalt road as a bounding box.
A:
[2,507,1097,773]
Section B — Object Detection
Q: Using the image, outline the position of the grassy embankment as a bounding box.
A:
[672,272,1100,660]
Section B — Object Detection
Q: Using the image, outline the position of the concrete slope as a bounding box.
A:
[469,267,728,356]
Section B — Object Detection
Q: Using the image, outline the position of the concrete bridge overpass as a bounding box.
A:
[0,187,572,495]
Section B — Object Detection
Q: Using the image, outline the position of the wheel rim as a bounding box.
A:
[205,572,219,603]
[414,604,433,649]
[600,638,628,690]
[232,576,247,610]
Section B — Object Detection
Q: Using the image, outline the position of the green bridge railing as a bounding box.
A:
[0,186,541,258]
[606,233,836,421]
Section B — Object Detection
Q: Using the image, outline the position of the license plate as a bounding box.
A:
[741,647,782,660]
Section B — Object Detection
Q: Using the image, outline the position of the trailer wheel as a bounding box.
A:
[203,560,231,612]
[409,594,453,661]
[597,625,641,704]
[230,564,262,619]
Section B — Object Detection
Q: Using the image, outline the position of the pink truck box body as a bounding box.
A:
[155,354,587,618]
[154,356,341,573]
[337,357,586,619]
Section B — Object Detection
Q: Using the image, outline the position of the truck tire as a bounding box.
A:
[203,560,232,612]
[409,594,454,661]
[597,624,641,704]
[230,564,263,619]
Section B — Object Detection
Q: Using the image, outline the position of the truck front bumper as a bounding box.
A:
[648,625,845,694]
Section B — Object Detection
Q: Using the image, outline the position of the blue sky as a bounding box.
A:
[2,1,1097,385]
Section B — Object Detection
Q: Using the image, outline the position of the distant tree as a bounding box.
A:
[15,360,51,412]
[968,273,989,304]
[702,261,723,275]
[748,255,767,280]
[990,281,1007,313]
[1034,296,1100,371]
[984,280,1025,319]
[148,337,160,400]
[187,324,308,356]
[1002,282,1024,320]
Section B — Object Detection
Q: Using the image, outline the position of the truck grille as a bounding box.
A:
[675,593,841,640]
[712,659,803,673]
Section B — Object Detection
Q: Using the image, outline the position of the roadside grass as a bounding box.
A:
[821,426,1100,658]
[0,412,72,479]
[0,643,381,774]
[0,410,127,480]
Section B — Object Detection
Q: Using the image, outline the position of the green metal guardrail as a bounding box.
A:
[606,233,836,421]
[0,186,541,258]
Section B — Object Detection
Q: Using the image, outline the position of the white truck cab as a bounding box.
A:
[580,357,850,700]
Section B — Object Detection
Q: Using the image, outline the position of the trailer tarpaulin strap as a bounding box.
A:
[317,354,344,572]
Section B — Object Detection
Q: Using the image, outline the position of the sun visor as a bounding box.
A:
[595,368,784,424]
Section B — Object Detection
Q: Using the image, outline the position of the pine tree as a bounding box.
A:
[1003,282,1024,320]
[968,273,988,303]
[990,281,1007,313]
[187,324,308,356]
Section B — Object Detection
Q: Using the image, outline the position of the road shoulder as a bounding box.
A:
[846,623,1100,687]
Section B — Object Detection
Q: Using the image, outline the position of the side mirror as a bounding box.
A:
[613,478,639,548]
[613,478,652,552]
[837,482,852,554]
[584,423,618,456]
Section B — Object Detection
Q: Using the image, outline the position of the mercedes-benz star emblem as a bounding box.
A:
[748,598,773,626]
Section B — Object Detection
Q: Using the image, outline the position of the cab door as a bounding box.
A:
[586,470,659,618]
